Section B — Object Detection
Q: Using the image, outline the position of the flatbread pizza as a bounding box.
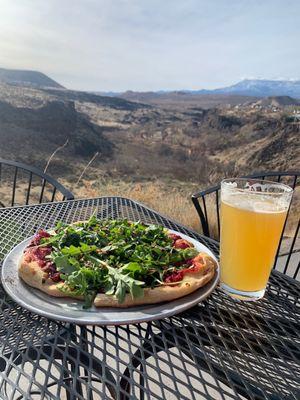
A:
[19,218,217,308]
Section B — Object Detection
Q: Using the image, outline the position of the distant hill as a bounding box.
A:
[207,79,300,98]
[42,88,148,111]
[0,82,147,111]
[251,96,300,107]
[0,67,64,89]
[108,91,258,109]
[102,79,300,101]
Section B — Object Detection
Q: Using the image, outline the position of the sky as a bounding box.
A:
[0,0,299,91]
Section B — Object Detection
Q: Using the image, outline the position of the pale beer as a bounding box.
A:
[220,179,293,300]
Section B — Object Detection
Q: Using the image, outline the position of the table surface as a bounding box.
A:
[0,197,299,400]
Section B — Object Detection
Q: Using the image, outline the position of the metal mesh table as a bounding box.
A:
[0,197,299,400]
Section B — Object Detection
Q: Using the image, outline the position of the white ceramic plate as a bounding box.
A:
[1,230,219,325]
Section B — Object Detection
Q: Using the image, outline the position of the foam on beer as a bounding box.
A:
[222,183,290,213]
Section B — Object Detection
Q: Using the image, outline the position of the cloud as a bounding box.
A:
[0,0,299,90]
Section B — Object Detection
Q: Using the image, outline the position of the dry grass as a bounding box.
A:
[73,179,203,233]
[1,173,296,245]
[71,178,299,244]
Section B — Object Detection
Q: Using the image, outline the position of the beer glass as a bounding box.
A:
[220,178,293,300]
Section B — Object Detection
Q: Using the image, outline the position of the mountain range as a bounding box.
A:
[196,79,300,97]
[103,79,300,99]
[1,67,300,99]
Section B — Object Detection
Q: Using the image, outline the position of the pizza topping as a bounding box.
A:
[174,239,193,249]
[32,218,200,307]
[28,230,51,247]
[164,258,203,283]
[173,258,193,267]
[24,245,62,281]
[24,232,63,282]
[24,245,51,263]
[168,233,182,244]
[168,233,194,249]
[164,270,184,283]
[51,272,62,282]
[192,254,204,266]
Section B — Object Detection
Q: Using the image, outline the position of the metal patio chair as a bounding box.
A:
[0,159,74,207]
[191,171,300,279]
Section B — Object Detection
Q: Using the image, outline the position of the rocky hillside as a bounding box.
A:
[43,88,148,111]
[98,106,299,183]
[251,96,300,107]
[0,82,299,186]
[0,94,113,176]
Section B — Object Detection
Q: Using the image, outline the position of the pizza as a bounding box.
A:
[19,218,217,308]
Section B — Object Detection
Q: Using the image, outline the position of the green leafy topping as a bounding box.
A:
[105,266,144,304]
[41,218,196,306]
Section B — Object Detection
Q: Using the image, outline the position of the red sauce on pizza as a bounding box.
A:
[25,230,62,282]
[164,255,204,283]
[168,233,181,244]
[28,230,51,246]
[174,239,193,249]
[165,233,205,283]
[168,233,193,249]
[164,270,185,283]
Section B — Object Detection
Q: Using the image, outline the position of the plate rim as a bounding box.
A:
[1,229,219,325]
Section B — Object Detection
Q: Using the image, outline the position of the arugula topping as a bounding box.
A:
[105,266,144,304]
[40,217,198,307]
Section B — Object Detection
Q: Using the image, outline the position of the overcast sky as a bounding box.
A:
[0,0,299,91]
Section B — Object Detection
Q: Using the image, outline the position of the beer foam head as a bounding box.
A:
[221,180,293,213]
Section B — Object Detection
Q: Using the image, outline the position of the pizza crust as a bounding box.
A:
[94,253,216,307]
[18,259,83,299]
[19,251,217,307]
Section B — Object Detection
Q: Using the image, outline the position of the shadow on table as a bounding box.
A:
[119,286,300,400]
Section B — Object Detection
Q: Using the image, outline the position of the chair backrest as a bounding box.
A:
[192,171,300,280]
[0,159,74,207]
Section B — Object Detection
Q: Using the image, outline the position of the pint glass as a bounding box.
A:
[220,178,293,300]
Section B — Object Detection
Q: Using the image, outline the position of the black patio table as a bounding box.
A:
[0,197,299,400]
